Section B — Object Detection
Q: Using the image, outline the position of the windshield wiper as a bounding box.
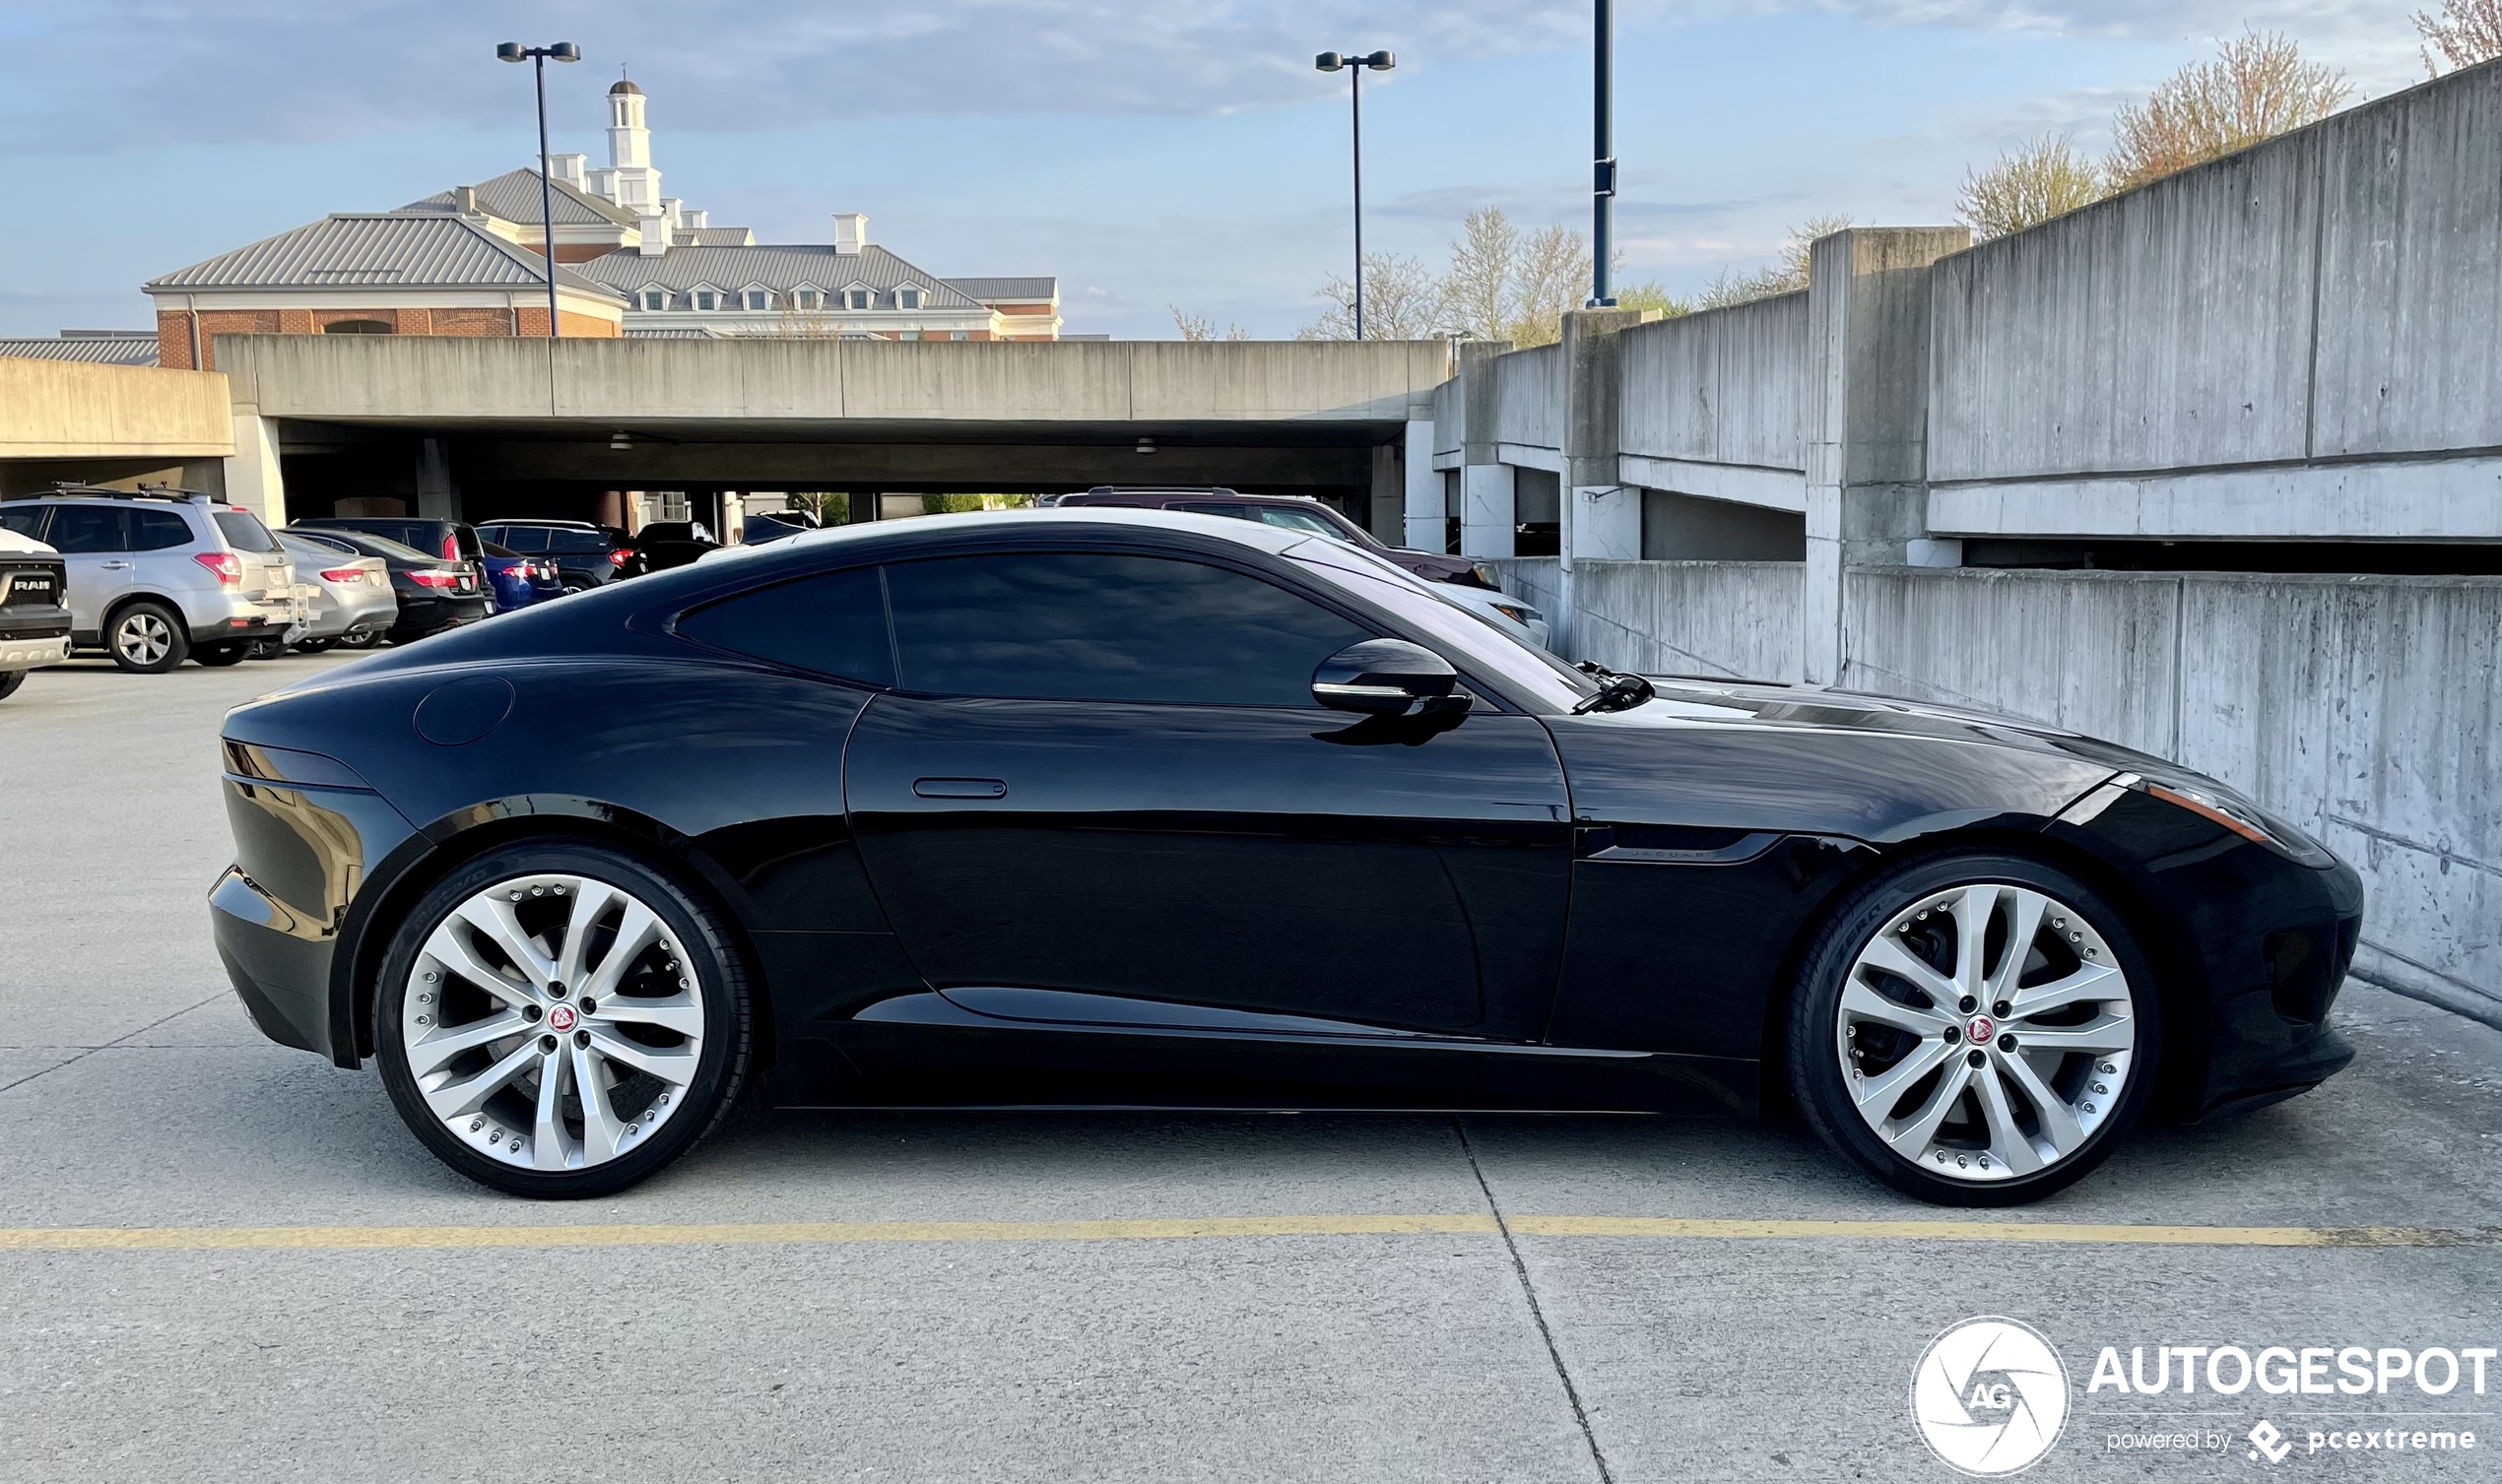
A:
[1570,662,1656,715]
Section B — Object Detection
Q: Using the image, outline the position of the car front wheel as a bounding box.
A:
[373,842,754,1197]
[1787,852,2159,1206]
[107,602,189,673]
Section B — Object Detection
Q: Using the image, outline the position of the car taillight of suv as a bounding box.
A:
[194,551,244,587]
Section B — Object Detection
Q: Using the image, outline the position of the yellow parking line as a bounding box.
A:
[0,1214,2491,1253]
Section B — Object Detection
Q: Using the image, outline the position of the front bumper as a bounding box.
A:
[0,631,71,671]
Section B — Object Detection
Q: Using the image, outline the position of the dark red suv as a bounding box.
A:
[1038,487,1494,589]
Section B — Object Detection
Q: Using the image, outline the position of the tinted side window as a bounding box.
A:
[452,526,482,559]
[887,552,1370,706]
[678,565,895,686]
[45,507,129,553]
[0,506,45,541]
[486,526,545,550]
[550,531,608,552]
[135,509,196,550]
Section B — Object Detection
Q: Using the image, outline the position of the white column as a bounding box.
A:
[417,437,457,520]
[1458,464,1516,558]
[224,410,287,528]
[1402,419,1443,550]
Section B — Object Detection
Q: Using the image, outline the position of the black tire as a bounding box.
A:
[0,670,25,701]
[105,601,190,674]
[337,628,380,650]
[372,840,755,1198]
[294,637,337,654]
[561,576,595,594]
[1786,850,2161,1207]
[193,641,248,668]
[245,637,287,660]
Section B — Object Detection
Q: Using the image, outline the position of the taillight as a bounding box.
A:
[319,568,363,583]
[609,548,629,566]
[409,569,460,589]
[441,533,460,560]
[193,551,243,586]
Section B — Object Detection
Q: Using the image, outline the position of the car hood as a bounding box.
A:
[1634,677,2177,774]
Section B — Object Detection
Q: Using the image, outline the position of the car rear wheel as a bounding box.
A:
[1787,852,2158,1206]
[0,671,24,701]
[106,601,189,673]
[373,842,754,1197]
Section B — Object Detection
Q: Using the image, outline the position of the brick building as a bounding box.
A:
[144,78,1058,367]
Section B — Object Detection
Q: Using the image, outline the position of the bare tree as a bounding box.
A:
[2415,0,2502,74]
[1957,135,2108,240]
[2106,32,2348,192]
[1697,215,1851,309]
[1440,206,1520,341]
[1612,281,1692,319]
[1170,306,1248,342]
[1504,224,1591,347]
[1300,252,1441,341]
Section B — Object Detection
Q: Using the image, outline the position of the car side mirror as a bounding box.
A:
[1312,638,1472,718]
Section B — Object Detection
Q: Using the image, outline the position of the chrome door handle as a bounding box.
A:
[912,777,1008,799]
[99,560,132,570]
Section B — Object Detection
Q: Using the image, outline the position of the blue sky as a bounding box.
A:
[0,1,2434,340]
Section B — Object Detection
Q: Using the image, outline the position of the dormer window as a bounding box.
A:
[842,287,874,311]
[791,287,824,311]
[638,288,669,311]
[896,287,925,311]
[691,287,721,311]
[742,288,771,311]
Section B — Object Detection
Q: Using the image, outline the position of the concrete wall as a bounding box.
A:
[1617,291,1808,476]
[211,334,1453,425]
[1927,59,2502,541]
[0,357,232,461]
[1844,568,2501,1025]
[1492,556,1806,681]
[1489,343,1563,457]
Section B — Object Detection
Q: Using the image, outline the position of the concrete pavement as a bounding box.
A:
[2,654,2495,1483]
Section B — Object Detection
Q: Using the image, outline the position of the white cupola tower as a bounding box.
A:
[588,78,662,216]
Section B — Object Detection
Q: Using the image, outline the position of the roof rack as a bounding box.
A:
[34,482,223,505]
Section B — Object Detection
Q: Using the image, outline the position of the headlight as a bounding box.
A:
[1492,603,1541,624]
[1472,561,1499,587]
[2132,776,2337,868]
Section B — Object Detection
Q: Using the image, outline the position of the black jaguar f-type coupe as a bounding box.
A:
[210,510,2361,1204]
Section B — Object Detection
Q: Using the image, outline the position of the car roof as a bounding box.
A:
[482,518,598,529]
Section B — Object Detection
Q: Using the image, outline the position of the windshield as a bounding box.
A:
[1284,539,1599,712]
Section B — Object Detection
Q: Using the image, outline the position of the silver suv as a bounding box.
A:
[0,488,300,672]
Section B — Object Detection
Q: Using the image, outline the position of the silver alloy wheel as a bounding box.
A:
[114,611,172,667]
[401,872,705,1171]
[1836,882,2136,1182]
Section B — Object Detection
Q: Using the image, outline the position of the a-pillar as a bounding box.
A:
[1801,227,1969,683]
[224,411,288,528]
[1557,308,1649,656]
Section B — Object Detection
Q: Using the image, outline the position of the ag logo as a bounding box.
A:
[1909,1316,2072,1475]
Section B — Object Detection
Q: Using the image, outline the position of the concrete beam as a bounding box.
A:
[1929,457,2502,541]
[0,359,233,461]
[448,439,1374,490]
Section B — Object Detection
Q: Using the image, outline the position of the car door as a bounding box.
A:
[842,547,1573,1042]
[38,506,135,633]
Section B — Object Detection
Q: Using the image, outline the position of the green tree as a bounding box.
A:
[1957,135,2108,240]
[2105,32,2347,192]
[2415,0,2502,74]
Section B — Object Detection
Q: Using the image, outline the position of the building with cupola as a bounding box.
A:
[146,79,1059,369]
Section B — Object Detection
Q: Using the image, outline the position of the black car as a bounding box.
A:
[210,510,2361,1203]
[280,527,492,644]
[476,521,631,592]
[618,520,720,576]
[298,516,484,567]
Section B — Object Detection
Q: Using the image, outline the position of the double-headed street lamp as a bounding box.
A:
[1314,48,1394,340]
[495,40,582,338]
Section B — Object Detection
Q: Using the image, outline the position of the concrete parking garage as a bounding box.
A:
[2,655,2496,1483]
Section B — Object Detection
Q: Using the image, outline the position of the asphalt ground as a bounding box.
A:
[3,652,2497,1484]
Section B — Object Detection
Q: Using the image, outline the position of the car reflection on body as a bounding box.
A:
[210,510,2361,1204]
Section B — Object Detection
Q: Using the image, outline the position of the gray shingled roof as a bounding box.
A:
[399,168,640,229]
[573,244,982,307]
[145,215,626,296]
[944,277,1058,303]
[0,334,160,366]
[673,226,757,247]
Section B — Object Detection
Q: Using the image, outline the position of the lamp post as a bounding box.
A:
[495,40,582,338]
[1587,1,1616,306]
[1314,49,1395,340]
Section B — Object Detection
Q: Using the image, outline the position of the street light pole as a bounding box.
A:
[1315,49,1395,340]
[1589,0,1616,306]
[496,41,581,338]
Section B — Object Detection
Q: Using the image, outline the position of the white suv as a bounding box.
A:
[0,488,300,672]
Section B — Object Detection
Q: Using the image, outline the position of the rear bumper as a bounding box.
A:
[391,593,494,637]
[210,867,337,1058]
[300,589,398,640]
[0,631,71,671]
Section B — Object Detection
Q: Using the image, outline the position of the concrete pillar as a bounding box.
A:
[416,437,457,520]
[1801,227,1969,683]
[1459,464,1516,557]
[224,411,288,528]
[1556,307,1649,654]
[1369,442,1403,539]
[1401,419,1442,550]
